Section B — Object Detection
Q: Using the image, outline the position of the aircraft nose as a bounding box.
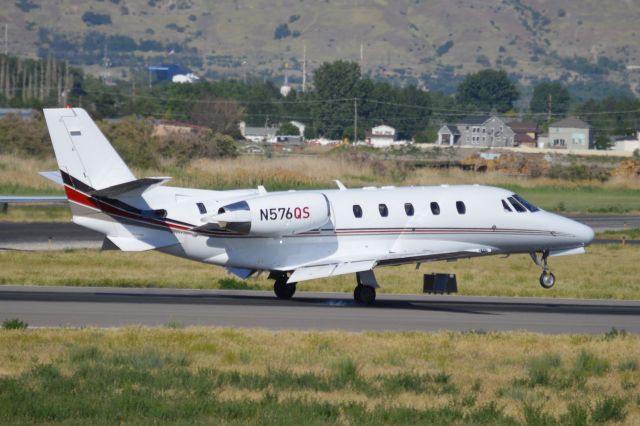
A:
[572,220,595,246]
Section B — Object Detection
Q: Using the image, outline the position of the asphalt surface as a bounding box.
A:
[0,285,638,334]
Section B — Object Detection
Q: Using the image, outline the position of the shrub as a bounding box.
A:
[0,114,50,158]
[2,318,28,329]
[591,397,626,423]
[82,12,112,26]
[574,350,609,376]
[274,23,291,40]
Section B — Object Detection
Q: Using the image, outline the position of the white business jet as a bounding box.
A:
[39,108,594,304]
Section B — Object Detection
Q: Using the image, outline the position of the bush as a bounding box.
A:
[2,318,28,329]
[157,131,238,165]
[274,23,291,40]
[436,40,454,56]
[591,397,626,423]
[0,114,50,158]
[98,117,159,169]
[82,12,112,26]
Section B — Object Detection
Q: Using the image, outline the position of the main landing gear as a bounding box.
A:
[353,270,378,305]
[270,272,297,299]
[530,250,556,289]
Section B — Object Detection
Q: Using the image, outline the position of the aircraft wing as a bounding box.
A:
[0,196,67,204]
[287,243,497,283]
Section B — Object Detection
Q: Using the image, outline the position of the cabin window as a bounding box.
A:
[512,194,540,212]
[456,201,466,215]
[507,196,527,213]
[404,203,414,216]
[430,202,440,215]
[353,204,363,218]
[378,204,389,217]
[196,202,207,214]
[501,199,512,212]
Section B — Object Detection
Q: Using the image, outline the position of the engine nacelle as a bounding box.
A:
[207,192,330,236]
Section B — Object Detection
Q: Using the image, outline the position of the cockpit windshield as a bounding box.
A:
[512,194,540,212]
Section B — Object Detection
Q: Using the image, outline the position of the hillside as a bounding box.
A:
[2,0,640,95]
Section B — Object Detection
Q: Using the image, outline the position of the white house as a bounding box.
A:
[612,131,640,152]
[367,125,397,148]
[239,121,278,143]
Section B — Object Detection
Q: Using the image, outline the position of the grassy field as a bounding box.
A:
[1,243,639,300]
[0,327,637,424]
[2,154,640,222]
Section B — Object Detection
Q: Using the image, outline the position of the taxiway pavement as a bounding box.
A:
[1,285,638,334]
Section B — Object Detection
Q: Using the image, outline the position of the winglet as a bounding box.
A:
[335,180,347,191]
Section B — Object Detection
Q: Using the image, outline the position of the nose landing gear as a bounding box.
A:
[530,250,555,289]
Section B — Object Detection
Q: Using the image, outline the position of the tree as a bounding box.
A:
[276,122,300,136]
[312,61,361,139]
[456,69,519,113]
[274,23,291,40]
[189,96,245,138]
[530,81,570,118]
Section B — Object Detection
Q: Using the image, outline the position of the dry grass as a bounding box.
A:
[1,244,639,300]
[0,327,637,423]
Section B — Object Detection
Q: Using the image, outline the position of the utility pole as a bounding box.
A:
[547,93,552,122]
[4,24,7,55]
[302,44,306,93]
[353,98,358,144]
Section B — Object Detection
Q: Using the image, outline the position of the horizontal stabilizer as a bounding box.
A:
[90,177,171,199]
[39,171,64,186]
[288,260,376,283]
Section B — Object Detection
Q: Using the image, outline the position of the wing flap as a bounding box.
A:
[287,260,377,283]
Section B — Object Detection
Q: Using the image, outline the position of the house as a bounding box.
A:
[436,125,460,145]
[612,130,640,152]
[508,120,538,148]
[239,121,278,143]
[366,125,397,148]
[437,115,515,147]
[547,117,593,150]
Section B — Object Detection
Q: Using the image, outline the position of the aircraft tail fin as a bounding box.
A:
[43,108,136,192]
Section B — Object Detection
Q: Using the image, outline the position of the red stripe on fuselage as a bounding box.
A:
[64,185,190,231]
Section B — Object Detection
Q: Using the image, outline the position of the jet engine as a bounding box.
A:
[202,192,330,236]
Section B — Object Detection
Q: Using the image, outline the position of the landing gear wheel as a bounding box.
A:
[274,279,296,299]
[539,271,556,289]
[354,285,376,305]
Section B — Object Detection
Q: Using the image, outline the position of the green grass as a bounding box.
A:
[0,183,64,196]
[509,185,640,213]
[0,328,637,424]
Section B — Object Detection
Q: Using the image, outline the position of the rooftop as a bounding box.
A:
[551,116,591,129]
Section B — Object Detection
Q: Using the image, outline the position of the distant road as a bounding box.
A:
[1,286,639,334]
